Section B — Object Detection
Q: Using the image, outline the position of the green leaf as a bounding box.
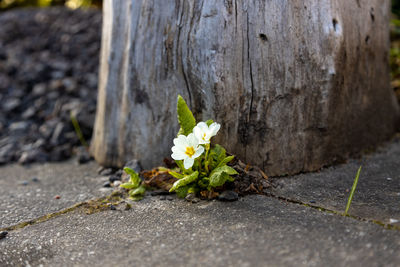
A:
[129,195,143,201]
[120,183,137,190]
[123,167,141,188]
[177,95,196,135]
[169,171,184,179]
[175,185,190,198]
[209,144,226,170]
[209,165,238,188]
[209,172,232,188]
[210,165,238,176]
[198,177,210,188]
[216,155,235,168]
[169,171,199,192]
[129,185,146,197]
[205,119,214,126]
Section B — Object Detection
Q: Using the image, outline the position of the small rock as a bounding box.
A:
[218,191,239,202]
[114,169,123,177]
[76,147,91,164]
[109,175,121,183]
[150,190,170,196]
[0,143,16,164]
[4,98,21,112]
[31,177,39,182]
[103,181,111,188]
[386,177,392,181]
[99,168,113,176]
[109,204,116,210]
[124,159,143,173]
[309,200,316,204]
[0,231,8,240]
[19,180,29,186]
[54,195,61,199]
[160,196,166,200]
[113,181,122,187]
[21,107,36,119]
[185,193,200,203]
[389,218,399,224]
[9,121,30,132]
[166,196,174,201]
[18,149,48,165]
[32,83,47,96]
[50,122,66,146]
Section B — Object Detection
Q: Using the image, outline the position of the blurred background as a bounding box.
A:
[0,0,399,166]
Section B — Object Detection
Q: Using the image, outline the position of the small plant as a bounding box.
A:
[168,95,238,198]
[344,166,362,215]
[70,111,89,149]
[120,167,146,201]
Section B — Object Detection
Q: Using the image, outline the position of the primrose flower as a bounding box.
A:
[171,133,205,169]
[193,122,221,145]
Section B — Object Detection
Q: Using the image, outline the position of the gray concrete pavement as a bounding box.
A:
[1,139,400,266]
[0,161,110,229]
[271,138,400,224]
[1,195,400,267]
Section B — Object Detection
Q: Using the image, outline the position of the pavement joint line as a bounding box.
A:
[2,189,399,233]
[266,192,400,231]
[0,190,124,232]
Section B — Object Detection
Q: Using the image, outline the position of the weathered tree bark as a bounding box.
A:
[91,0,399,176]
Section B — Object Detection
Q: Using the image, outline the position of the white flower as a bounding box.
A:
[171,133,205,169]
[193,122,221,145]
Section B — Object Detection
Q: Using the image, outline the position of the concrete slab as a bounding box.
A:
[0,160,110,228]
[271,139,400,224]
[0,195,399,267]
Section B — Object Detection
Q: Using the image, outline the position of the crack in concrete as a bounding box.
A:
[2,189,398,234]
[265,191,400,231]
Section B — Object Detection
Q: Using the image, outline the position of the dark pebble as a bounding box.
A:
[185,193,200,203]
[159,196,166,200]
[218,191,239,202]
[103,181,111,188]
[19,181,29,186]
[54,195,61,199]
[309,200,316,204]
[110,204,116,210]
[31,177,39,182]
[0,231,8,240]
[166,196,174,201]
[109,175,121,183]
[150,190,170,196]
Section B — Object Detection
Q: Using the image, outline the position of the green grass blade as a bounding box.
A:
[345,166,362,215]
[70,111,89,148]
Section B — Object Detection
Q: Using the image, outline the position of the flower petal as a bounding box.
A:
[183,157,194,169]
[209,122,221,136]
[171,151,186,160]
[172,146,185,154]
[187,133,199,147]
[192,146,204,158]
[193,125,203,141]
[173,135,188,147]
[197,122,208,131]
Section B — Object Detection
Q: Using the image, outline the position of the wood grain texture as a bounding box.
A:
[91,0,399,176]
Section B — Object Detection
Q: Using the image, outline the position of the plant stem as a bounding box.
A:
[204,144,210,173]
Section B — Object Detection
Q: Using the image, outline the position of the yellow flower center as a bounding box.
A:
[202,133,207,140]
[185,146,195,157]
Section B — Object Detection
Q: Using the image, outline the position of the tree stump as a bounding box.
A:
[91,0,399,176]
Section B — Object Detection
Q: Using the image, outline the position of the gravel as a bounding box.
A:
[0,7,101,165]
